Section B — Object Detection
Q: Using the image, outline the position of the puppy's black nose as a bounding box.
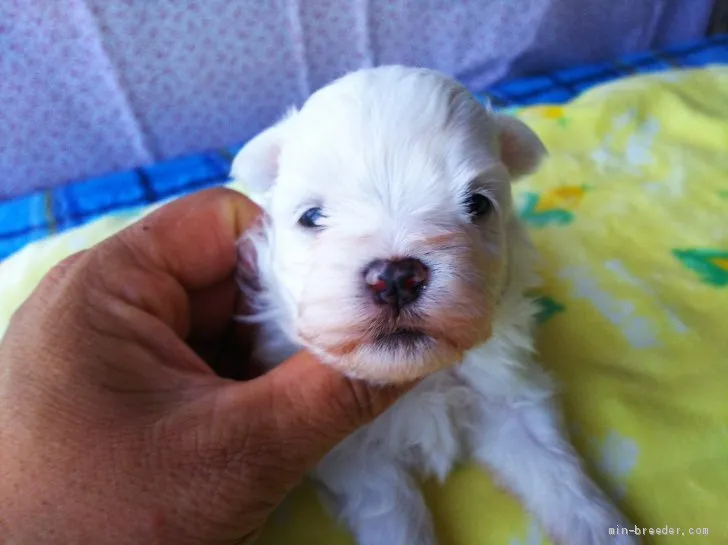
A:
[363,258,428,310]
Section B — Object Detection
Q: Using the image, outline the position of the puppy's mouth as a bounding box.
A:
[373,328,431,350]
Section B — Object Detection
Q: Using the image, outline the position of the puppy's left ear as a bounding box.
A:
[494,113,547,180]
[231,108,297,193]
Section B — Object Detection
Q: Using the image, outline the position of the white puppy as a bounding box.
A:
[233,66,635,545]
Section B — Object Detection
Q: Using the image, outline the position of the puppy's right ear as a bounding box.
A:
[231,108,297,193]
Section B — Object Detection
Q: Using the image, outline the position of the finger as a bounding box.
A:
[3,251,90,358]
[187,272,259,356]
[83,188,261,338]
[187,274,239,342]
[112,187,260,290]
[10,250,88,325]
[190,336,260,381]
[216,350,416,469]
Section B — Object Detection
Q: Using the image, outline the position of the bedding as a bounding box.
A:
[2,63,728,545]
[0,35,728,260]
[2,33,728,262]
[0,0,714,198]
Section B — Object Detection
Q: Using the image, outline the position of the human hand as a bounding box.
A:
[0,188,411,545]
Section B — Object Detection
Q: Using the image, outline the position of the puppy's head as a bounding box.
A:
[234,66,545,383]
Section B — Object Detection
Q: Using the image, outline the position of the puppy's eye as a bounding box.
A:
[298,207,324,228]
[464,193,493,219]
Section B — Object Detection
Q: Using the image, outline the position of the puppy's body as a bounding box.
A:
[235,66,634,545]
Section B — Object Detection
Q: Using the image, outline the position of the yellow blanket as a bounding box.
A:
[2,67,727,544]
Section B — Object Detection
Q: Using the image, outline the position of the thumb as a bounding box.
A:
[218,350,414,471]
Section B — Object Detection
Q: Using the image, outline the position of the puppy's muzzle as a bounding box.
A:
[363,258,429,312]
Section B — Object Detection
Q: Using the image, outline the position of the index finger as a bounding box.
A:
[112,187,261,290]
[83,187,261,340]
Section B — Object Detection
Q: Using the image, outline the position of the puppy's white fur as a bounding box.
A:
[233,66,635,545]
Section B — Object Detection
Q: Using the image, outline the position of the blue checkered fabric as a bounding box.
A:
[1,33,727,261]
